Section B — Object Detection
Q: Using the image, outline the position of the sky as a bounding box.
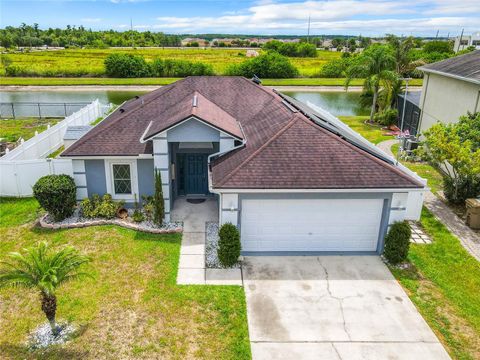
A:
[1,0,479,37]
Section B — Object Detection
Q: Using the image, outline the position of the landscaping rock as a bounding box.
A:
[40,211,182,234]
[27,322,76,350]
[205,221,240,269]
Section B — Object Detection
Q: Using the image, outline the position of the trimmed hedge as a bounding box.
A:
[217,223,241,267]
[226,52,298,79]
[32,174,76,221]
[383,221,411,264]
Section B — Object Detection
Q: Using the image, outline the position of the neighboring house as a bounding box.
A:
[454,31,480,52]
[61,76,426,255]
[181,38,209,47]
[413,50,480,135]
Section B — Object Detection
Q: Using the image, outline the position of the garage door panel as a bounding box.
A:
[241,198,383,252]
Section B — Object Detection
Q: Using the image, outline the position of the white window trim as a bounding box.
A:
[105,159,139,201]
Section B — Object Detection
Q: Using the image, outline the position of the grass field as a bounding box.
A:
[392,208,480,360]
[0,197,250,360]
[338,116,393,144]
[0,118,60,142]
[1,48,340,77]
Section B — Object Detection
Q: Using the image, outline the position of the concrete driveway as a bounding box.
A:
[243,256,450,360]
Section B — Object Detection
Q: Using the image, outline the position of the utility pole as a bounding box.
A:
[435,29,439,39]
[307,15,311,43]
[457,28,464,52]
[397,77,412,161]
[130,18,134,48]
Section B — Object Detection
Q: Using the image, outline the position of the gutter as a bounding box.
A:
[207,121,247,195]
[418,67,480,86]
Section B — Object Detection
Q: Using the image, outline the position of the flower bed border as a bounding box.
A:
[39,214,182,234]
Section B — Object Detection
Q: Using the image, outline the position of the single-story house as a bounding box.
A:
[61,76,426,255]
[413,50,480,135]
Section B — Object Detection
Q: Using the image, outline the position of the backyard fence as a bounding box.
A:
[0,100,106,196]
[2,99,103,161]
[0,102,91,119]
[0,159,73,197]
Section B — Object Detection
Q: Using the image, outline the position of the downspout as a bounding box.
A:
[207,122,247,195]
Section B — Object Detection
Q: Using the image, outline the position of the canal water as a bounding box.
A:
[0,89,368,117]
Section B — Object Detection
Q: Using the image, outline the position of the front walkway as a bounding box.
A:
[243,256,450,360]
[376,139,480,261]
[173,198,242,285]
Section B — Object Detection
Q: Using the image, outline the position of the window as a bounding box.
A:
[112,164,132,194]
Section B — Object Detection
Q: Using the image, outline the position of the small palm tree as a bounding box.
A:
[0,242,91,336]
[345,45,398,123]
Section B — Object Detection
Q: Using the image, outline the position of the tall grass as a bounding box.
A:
[1,48,341,77]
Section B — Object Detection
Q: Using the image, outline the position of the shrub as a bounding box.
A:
[132,194,145,223]
[80,194,124,219]
[318,58,350,78]
[153,170,164,225]
[150,58,214,77]
[33,174,76,221]
[374,108,398,126]
[104,53,151,78]
[217,223,241,267]
[141,195,154,222]
[383,221,411,264]
[443,176,480,205]
[226,52,298,79]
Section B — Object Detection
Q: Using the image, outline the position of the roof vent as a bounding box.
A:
[192,94,198,107]
[251,75,262,85]
[119,108,125,113]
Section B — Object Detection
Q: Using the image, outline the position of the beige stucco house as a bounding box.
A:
[417,50,480,134]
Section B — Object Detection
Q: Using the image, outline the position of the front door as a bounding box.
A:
[185,154,208,195]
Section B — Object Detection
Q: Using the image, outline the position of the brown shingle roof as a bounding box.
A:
[62,76,423,189]
[143,91,243,140]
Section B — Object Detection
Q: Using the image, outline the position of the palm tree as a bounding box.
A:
[386,34,425,76]
[345,45,398,123]
[0,242,91,335]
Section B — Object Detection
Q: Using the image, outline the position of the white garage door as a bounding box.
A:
[241,198,384,252]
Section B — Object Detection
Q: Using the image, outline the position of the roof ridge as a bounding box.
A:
[64,79,185,154]
[216,114,299,187]
[296,115,423,187]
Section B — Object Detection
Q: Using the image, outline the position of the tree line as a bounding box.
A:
[0,23,181,48]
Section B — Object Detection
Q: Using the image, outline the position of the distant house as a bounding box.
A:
[181,38,209,47]
[413,50,480,135]
[246,49,259,57]
[454,31,480,52]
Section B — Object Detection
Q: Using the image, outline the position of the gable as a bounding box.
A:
[166,117,220,142]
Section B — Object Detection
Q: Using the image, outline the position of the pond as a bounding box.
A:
[0,89,368,118]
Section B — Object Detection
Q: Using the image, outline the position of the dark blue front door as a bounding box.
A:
[185,154,208,195]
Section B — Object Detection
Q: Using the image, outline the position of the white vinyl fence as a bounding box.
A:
[0,100,106,196]
[0,159,73,197]
[2,99,103,161]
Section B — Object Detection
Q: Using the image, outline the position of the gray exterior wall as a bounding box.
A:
[167,118,220,142]
[84,159,107,197]
[137,159,155,199]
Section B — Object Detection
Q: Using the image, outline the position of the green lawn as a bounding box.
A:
[391,208,480,360]
[338,116,393,144]
[0,197,250,360]
[391,143,443,194]
[0,118,60,142]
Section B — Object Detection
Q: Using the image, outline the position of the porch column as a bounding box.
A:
[153,137,171,222]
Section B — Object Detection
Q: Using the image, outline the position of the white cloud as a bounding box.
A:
[81,18,102,23]
[150,0,479,35]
